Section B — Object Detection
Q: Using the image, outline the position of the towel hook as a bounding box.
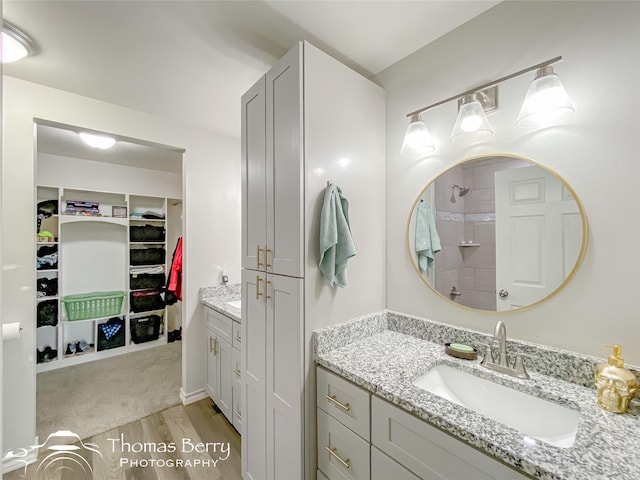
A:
[327,180,333,187]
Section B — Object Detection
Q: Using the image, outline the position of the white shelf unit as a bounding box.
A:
[36,186,171,373]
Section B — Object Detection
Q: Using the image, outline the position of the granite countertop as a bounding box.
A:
[199,284,241,322]
[313,311,640,480]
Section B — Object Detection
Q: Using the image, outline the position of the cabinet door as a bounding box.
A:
[217,337,233,421]
[371,396,530,480]
[205,330,218,401]
[371,446,420,480]
[241,270,267,480]
[265,43,304,277]
[265,273,303,480]
[232,346,242,431]
[241,75,267,270]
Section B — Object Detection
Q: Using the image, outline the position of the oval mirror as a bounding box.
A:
[407,154,588,312]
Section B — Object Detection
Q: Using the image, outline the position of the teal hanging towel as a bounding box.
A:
[415,201,441,271]
[318,183,357,288]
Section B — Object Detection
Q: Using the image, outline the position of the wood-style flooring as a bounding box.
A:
[3,398,241,480]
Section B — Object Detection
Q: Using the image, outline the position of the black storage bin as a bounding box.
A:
[37,199,59,216]
[37,245,58,270]
[97,317,126,351]
[130,314,162,344]
[37,277,58,298]
[130,290,165,313]
[130,224,166,242]
[130,273,165,291]
[37,299,58,327]
[130,248,166,266]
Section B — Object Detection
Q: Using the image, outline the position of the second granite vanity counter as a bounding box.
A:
[200,284,241,322]
[314,311,640,480]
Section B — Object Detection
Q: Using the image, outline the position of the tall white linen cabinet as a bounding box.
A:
[240,41,386,480]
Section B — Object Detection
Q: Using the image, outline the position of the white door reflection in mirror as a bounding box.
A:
[406,154,588,313]
[495,166,581,310]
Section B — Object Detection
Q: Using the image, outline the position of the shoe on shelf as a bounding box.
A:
[76,340,91,353]
[65,343,76,356]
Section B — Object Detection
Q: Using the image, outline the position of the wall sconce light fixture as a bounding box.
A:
[450,92,494,144]
[400,113,435,158]
[401,56,573,158]
[516,65,574,127]
[1,20,35,64]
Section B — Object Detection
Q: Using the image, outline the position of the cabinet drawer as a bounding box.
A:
[371,446,420,480]
[205,307,232,344]
[317,408,370,480]
[371,396,530,480]
[317,367,370,441]
[232,320,242,350]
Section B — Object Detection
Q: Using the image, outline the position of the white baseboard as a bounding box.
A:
[2,442,39,474]
[179,388,208,405]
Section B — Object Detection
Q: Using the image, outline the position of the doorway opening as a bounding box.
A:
[34,120,184,441]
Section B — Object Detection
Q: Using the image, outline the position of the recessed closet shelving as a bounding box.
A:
[36,186,171,373]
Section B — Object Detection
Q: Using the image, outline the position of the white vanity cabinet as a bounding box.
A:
[316,366,532,480]
[205,305,242,427]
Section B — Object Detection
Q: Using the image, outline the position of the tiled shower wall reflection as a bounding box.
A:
[433,157,529,310]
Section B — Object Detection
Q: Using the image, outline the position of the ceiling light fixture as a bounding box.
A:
[401,56,573,157]
[400,113,435,159]
[79,132,117,150]
[1,20,35,64]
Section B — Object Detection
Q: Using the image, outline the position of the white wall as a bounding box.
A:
[378,1,640,364]
[2,76,240,454]
[37,152,182,200]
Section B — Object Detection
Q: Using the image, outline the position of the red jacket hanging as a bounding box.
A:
[167,236,183,302]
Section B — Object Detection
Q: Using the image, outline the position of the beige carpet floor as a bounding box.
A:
[36,341,181,442]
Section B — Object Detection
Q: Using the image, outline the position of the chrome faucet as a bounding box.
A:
[481,321,529,379]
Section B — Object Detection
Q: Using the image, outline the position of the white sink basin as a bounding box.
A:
[412,364,579,448]
[225,299,241,309]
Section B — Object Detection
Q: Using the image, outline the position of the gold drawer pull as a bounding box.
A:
[256,275,263,299]
[234,335,242,343]
[265,248,272,269]
[325,446,350,469]
[257,245,264,269]
[265,279,272,302]
[325,394,350,412]
[234,369,241,378]
[233,410,242,420]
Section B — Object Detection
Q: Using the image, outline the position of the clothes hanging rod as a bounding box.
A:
[406,56,563,118]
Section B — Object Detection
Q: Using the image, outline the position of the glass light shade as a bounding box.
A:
[79,132,117,149]
[517,66,574,127]
[400,114,435,158]
[450,94,494,144]
[1,22,33,64]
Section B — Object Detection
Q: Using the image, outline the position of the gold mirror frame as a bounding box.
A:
[406,153,589,313]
